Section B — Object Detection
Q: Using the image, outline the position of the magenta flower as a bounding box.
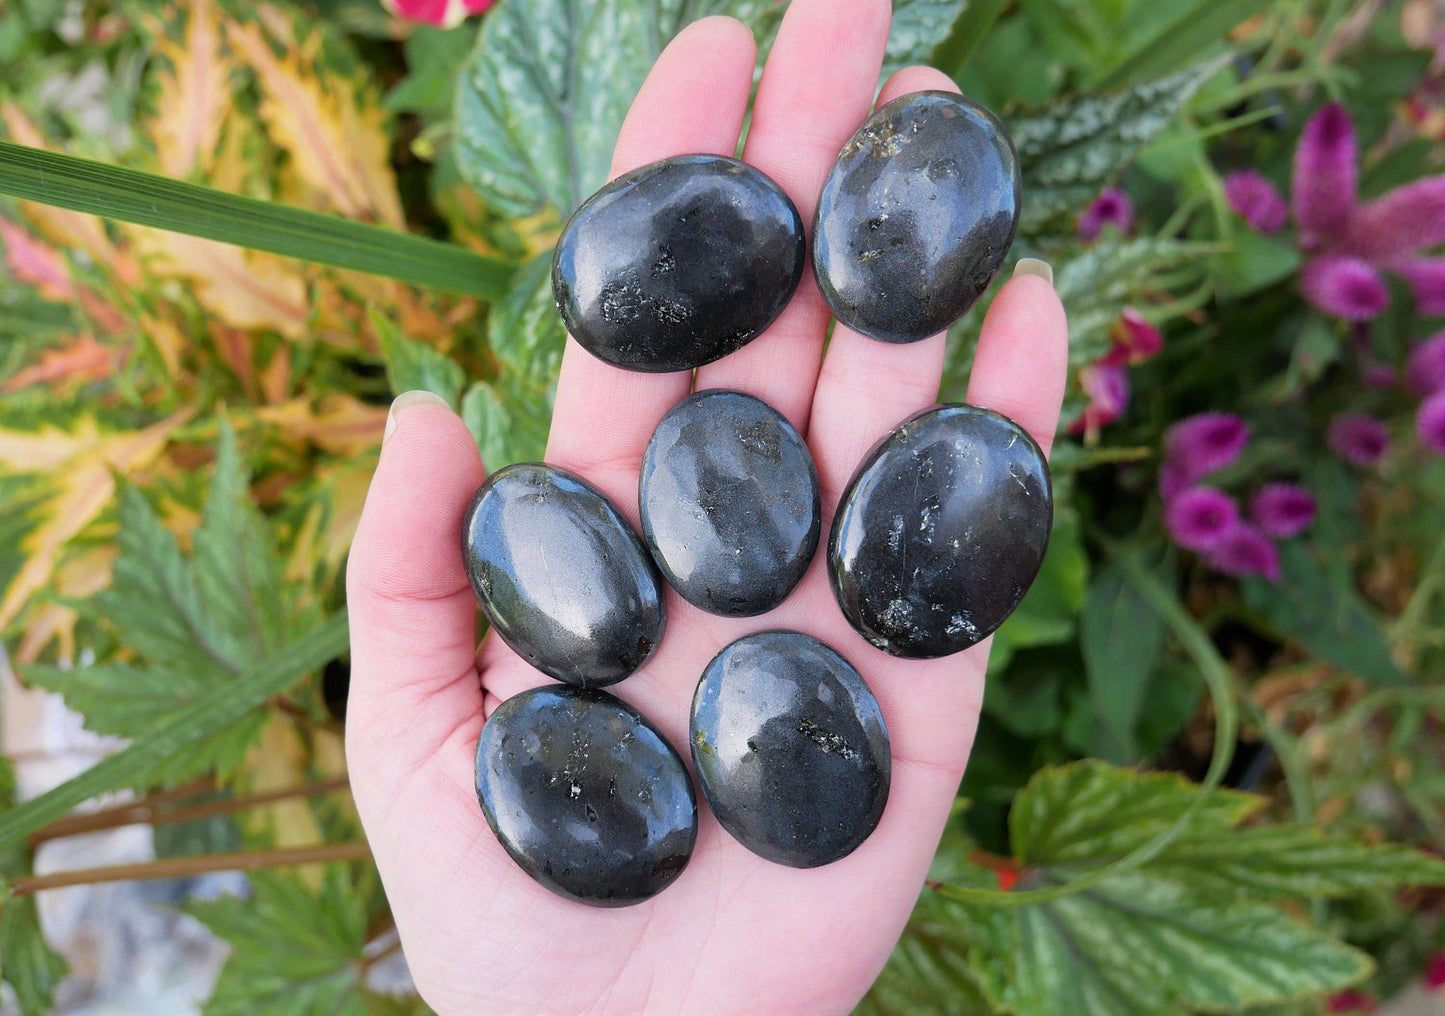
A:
[1078,187,1134,241]
[1207,523,1282,582]
[1327,989,1378,1014]
[1070,363,1130,436]
[1164,486,1239,552]
[1407,330,1445,395]
[1363,364,1399,389]
[1418,391,1445,455]
[381,0,494,26]
[1424,950,1445,991]
[1101,307,1163,366]
[1292,103,1445,319]
[1224,170,1288,233]
[1250,483,1317,538]
[1164,412,1250,478]
[1327,413,1390,466]
[1158,459,1193,502]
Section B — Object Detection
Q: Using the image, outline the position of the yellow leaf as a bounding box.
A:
[286,458,374,587]
[130,228,309,338]
[0,410,193,632]
[15,546,116,665]
[227,22,405,229]
[140,313,187,377]
[253,394,387,456]
[148,0,231,177]
[240,714,325,882]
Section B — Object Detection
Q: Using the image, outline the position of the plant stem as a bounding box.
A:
[7,841,372,897]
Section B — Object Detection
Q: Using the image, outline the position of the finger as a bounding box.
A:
[692,0,892,432]
[345,395,486,788]
[546,16,757,512]
[807,66,962,511]
[964,271,1068,456]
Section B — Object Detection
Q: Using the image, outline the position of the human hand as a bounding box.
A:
[344,0,1067,1011]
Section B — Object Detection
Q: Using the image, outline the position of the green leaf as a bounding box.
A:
[0,142,513,299]
[1242,540,1408,686]
[882,0,967,76]
[384,25,478,119]
[1093,0,1268,89]
[0,758,68,1016]
[983,649,1066,739]
[931,0,1009,78]
[1080,560,1166,761]
[1215,229,1302,300]
[989,504,1087,673]
[1007,60,1226,236]
[453,0,778,219]
[372,309,466,408]
[184,867,371,1016]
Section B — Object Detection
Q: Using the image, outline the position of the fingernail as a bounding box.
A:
[1012,257,1054,287]
[383,389,451,446]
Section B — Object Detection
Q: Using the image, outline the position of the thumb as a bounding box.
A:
[345,391,486,789]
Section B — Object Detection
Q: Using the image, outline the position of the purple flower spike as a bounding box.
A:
[1224,170,1288,234]
[1418,391,1445,456]
[1079,187,1134,241]
[1070,363,1130,435]
[1293,103,1358,251]
[1328,413,1390,466]
[1250,483,1317,538]
[1343,176,1445,265]
[1165,486,1239,552]
[1396,259,1445,316]
[1407,331,1445,396]
[1363,364,1399,389]
[1164,412,1250,477]
[1301,256,1389,321]
[1208,523,1282,582]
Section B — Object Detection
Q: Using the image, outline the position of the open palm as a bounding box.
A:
[344,1,1067,1012]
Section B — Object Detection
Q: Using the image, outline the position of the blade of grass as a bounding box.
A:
[932,0,1009,78]
[1093,0,1271,90]
[0,143,513,300]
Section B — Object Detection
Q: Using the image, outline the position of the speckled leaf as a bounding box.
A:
[453,0,779,219]
[881,0,966,76]
[1006,60,1225,235]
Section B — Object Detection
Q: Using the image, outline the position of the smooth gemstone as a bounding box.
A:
[476,685,697,907]
[812,91,1021,344]
[639,390,820,616]
[690,631,890,868]
[829,404,1052,658]
[552,154,806,372]
[461,463,665,687]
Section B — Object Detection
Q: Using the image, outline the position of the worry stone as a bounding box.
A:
[829,404,1052,658]
[552,154,806,372]
[476,684,697,907]
[690,631,890,868]
[812,91,1021,344]
[461,463,665,687]
[639,390,820,616]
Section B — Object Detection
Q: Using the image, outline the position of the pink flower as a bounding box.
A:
[1079,187,1134,241]
[1396,259,1445,314]
[1363,364,1399,389]
[380,0,494,27]
[1164,487,1239,552]
[1418,390,1445,455]
[1294,103,1357,252]
[1101,308,1163,366]
[1250,483,1317,538]
[1328,413,1390,466]
[1425,950,1445,991]
[1327,989,1377,1013]
[1208,523,1282,581]
[1408,331,1445,395]
[1158,459,1193,502]
[1224,170,1288,233]
[1300,256,1389,321]
[1070,363,1130,436]
[1164,412,1250,478]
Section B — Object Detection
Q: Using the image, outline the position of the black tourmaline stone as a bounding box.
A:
[639,390,820,616]
[552,154,806,372]
[476,685,697,907]
[461,463,665,687]
[828,404,1052,659]
[812,91,1020,344]
[690,631,890,868]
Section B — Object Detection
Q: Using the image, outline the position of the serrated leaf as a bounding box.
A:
[453,0,779,219]
[372,309,466,408]
[184,867,371,1016]
[0,758,68,1016]
[147,0,230,178]
[1080,561,1165,762]
[1007,60,1225,236]
[881,0,966,76]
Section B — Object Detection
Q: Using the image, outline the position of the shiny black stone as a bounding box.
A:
[475,685,697,907]
[552,154,806,372]
[639,390,820,616]
[461,463,665,687]
[828,404,1052,658]
[690,631,890,868]
[812,91,1020,344]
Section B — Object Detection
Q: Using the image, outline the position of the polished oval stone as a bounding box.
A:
[461,463,665,687]
[812,91,1021,344]
[639,390,820,617]
[829,404,1052,658]
[552,154,806,372]
[476,684,697,907]
[690,631,890,868]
